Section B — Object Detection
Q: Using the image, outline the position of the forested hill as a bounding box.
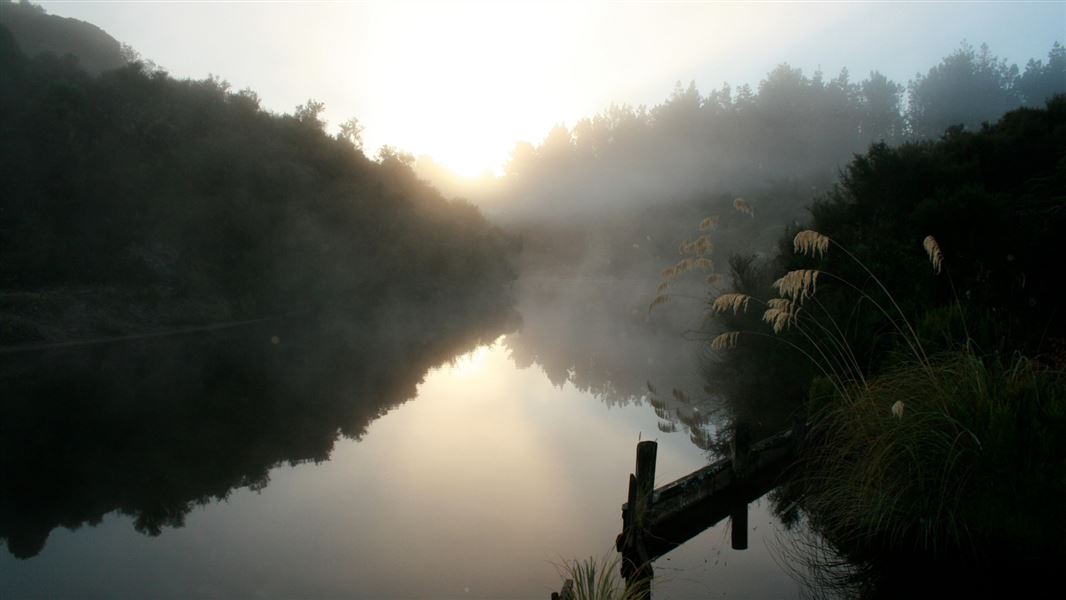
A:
[0,0,127,74]
[0,24,515,344]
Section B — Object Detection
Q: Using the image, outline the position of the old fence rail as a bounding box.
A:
[615,422,806,596]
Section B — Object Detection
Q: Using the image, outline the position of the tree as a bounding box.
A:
[907,42,1021,138]
[1018,42,1066,106]
[859,71,904,143]
[376,144,414,166]
[294,98,326,130]
[337,116,364,150]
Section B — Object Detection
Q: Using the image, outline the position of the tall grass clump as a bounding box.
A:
[801,353,1066,555]
[555,554,648,600]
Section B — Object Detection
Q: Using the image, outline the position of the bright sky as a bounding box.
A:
[35,1,1066,177]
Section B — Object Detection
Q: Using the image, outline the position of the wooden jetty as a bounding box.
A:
[616,422,805,596]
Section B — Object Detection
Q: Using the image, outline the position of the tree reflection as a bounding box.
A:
[0,301,517,559]
[502,274,705,409]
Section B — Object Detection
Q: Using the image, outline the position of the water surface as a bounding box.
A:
[1,280,802,598]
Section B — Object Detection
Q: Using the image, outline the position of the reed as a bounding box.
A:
[555,554,649,600]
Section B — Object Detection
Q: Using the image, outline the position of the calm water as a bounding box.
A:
[0,279,802,598]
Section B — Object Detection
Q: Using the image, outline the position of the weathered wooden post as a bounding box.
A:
[730,422,751,550]
[615,419,806,583]
[635,440,657,516]
[621,440,657,599]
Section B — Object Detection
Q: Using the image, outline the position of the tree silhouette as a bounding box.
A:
[907,42,1022,137]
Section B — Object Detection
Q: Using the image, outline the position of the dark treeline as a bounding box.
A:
[0,12,514,343]
[0,301,516,560]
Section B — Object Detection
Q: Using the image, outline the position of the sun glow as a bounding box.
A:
[342,2,591,178]
[41,1,1065,182]
[332,1,853,178]
[447,343,494,377]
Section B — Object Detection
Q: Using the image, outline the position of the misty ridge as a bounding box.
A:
[426,40,1064,226]
[415,39,1065,315]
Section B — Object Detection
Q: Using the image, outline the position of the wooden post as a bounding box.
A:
[621,440,657,600]
[635,440,658,510]
[730,423,751,550]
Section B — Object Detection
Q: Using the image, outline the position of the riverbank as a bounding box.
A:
[0,286,242,346]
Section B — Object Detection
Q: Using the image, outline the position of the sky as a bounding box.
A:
[32,0,1066,177]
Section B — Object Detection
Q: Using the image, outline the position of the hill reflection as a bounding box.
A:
[505,275,706,406]
[0,301,516,559]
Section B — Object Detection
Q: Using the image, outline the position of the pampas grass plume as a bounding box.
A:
[712,293,753,315]
[793,230,830,258]
[923,235,944,274]
[710,331,741,350]
[774,270,821,302]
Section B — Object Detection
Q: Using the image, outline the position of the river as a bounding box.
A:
[0,277,803,598]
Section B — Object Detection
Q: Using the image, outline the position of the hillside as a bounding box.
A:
[0,0,126,73]
[0,21,514,344]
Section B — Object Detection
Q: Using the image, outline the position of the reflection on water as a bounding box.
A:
[505,275,709,407]
[1,341,799,598]
[0,300,515,561]
[0,279,802,598]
